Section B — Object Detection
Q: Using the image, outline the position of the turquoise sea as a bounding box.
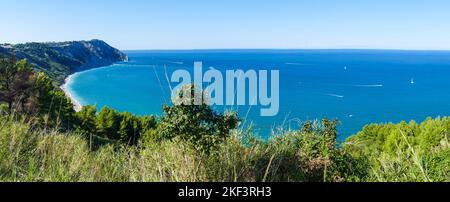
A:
[67,50,450,141]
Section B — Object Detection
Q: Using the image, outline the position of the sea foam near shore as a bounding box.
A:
[60,73,83,112]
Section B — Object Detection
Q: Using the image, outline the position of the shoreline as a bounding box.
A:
[59,63,125,112]
[60,73,83,112]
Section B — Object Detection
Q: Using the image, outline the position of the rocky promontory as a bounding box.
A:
[0,39,127,84]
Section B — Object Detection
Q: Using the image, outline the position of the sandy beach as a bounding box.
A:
[60,73,82,112]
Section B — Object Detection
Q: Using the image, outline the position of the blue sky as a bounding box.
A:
[1,0,450,50]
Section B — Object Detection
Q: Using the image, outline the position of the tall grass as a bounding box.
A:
[0,113,448,182]
[0,113,345,182]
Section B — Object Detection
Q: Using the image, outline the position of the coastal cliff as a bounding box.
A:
[0,39,127,84]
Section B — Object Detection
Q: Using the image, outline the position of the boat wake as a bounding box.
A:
[326,93,344,98]
[114,64,153,67]
[285,62,304,66]
[167,61,184,65]
[353,84,384,87]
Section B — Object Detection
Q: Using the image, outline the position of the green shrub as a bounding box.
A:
[344,117,450,182]
[151,84,240,152]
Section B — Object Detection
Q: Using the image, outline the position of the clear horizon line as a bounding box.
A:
[121,47,450,52]
[3,40,450,52]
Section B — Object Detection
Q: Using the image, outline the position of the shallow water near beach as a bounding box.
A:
[67,49,450,141]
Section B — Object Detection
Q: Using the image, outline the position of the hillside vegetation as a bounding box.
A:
[0,40,127,84]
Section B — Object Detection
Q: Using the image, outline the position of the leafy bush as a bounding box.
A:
[0,56,75,130]
[150,84,240,152]
[344,117,450,182]
[77,106,156,145]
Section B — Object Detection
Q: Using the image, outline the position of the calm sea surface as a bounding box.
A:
[67,50,450,141]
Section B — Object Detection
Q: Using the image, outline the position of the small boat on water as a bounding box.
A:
[410,78,415,84]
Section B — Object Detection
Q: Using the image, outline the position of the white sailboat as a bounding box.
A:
[410,78,415,84]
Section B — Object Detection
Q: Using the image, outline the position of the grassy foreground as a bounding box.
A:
[1,113,449,182]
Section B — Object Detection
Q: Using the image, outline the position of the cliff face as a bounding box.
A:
[0,39,127,84]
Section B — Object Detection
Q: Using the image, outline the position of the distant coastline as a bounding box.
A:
[0,39,128,85]
[2,39,129,112]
